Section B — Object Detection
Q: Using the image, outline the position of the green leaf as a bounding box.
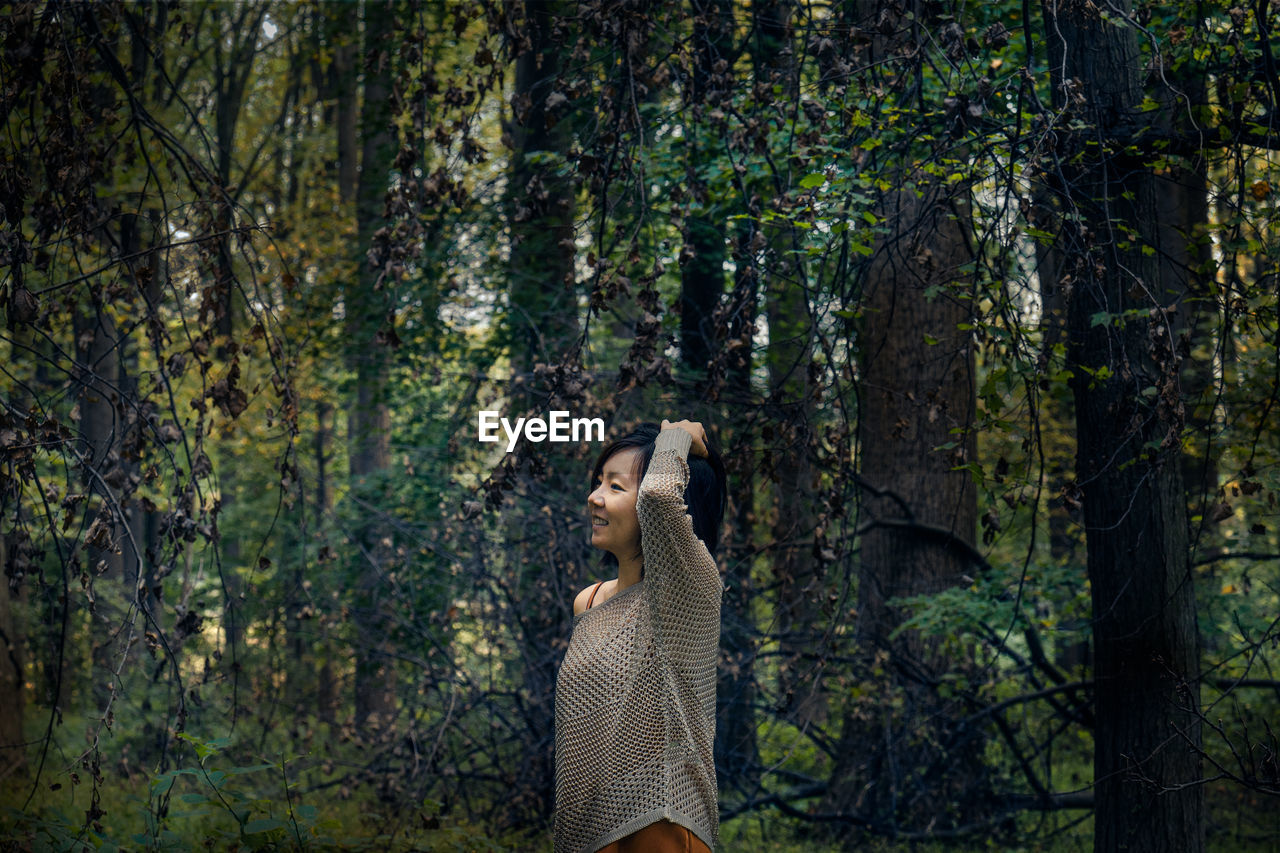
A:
[244,817,287,834]
[799,172,826,189]
[227,763,275,776]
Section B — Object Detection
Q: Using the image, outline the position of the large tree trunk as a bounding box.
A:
[833,178,982,835]
[347,0,398,731]
[679,0,762,792]
[505,0,578,394]
[1042,1,1205,850]
[823,0,984,836]
[747,0,825,726]
[1149,75,1216,536]
[715,212,762,792]
[501,0,580,818]
[679,0,733,391]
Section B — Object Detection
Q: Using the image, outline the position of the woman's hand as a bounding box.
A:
[661,419,709,458]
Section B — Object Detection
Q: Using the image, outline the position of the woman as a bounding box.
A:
[554,419,727,853]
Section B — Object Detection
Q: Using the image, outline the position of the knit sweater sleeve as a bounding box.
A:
[636,428,723,675]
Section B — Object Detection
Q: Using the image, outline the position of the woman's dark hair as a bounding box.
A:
[590,422,728,568]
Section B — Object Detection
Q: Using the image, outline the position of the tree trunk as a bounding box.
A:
[0,533,22,778]
[1042,1,1205,850]
[118,209,167,761]
[678,0,762,792]
[820,0,984,835]
[313,398,337,724]
[500,0,580,818]
[308,3,356,728]
[0,318,30,775]
[76,287,124,713]
[505,0,579,396]
[835,178,982,835]
[207,3,265,669]
[1149,74,1215,533]
[346,0,399,731]
[715,210,763,792]
[745,0,825,726]
[679,0,734,393]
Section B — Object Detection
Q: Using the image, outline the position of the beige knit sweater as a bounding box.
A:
[554,428,722,853]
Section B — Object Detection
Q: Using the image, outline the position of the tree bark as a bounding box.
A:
[0,532,22,778]
[207,2,265,669]
[1042,1,1205,850]
[678,0,762,792]
[833,179,982,835]
[715,209,763,792]
[822,0,984,836]
[118,209,167,761]
[679,0,734,390]
[75,283,125,713]
[347,0,398,730]
[505,0,579,399]
[745,0,826,726]
[500,0,580,818]
[0,317,31,775]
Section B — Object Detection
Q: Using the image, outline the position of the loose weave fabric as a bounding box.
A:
[554,428,722,853]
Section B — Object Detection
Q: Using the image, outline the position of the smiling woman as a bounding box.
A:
[554,419,728,853]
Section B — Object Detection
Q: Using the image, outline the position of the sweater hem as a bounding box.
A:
[576,807,714,853]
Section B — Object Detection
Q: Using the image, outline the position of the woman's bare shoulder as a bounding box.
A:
[572,582,598,616]
[572,579,613,615]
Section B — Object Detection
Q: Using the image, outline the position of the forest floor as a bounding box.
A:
[4,769,1277,851]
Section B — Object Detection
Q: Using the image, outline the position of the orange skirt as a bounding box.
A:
[594,820,711,853]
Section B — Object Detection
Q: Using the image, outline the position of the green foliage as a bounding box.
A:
[4,0,1280,848]
[4,729,513,851]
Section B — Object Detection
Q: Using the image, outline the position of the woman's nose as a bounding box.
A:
[588,489,603,506]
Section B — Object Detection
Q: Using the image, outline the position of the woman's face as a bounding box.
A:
[588,447,642,561]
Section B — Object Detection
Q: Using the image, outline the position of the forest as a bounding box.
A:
[1,0,1278,850]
